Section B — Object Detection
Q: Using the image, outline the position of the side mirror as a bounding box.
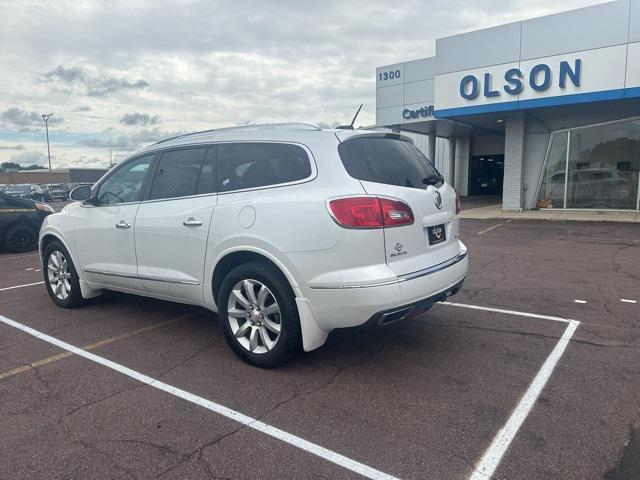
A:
[69,185,92,202]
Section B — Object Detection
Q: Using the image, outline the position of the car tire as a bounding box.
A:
[4,223,37,253]
[43,241,84,308]
[218,261,302,368]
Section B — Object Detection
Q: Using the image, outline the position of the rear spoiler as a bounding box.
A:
[334,131,414,144]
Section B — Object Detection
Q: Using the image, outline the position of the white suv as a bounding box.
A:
[39,124,468,367]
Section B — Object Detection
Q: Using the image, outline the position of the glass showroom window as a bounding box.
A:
[537,118,640,210]
[537,131,568,209]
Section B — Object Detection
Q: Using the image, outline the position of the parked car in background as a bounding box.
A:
[47,184,70,201]
[4,184,48,202]
[39,124,467,367]
[38,185,53,202]
[0,191,54,252]
[66,182,94,193]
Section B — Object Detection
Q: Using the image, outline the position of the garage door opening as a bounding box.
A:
[469,155,504,196]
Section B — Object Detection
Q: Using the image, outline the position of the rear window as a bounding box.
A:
[218,143,312,192]
[338,136,443,189]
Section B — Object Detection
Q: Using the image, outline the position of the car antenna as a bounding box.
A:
[336,104,363,130]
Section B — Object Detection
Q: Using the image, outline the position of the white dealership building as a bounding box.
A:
[376,0,640,211]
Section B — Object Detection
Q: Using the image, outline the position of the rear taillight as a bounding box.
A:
[328,196,414,229]
[455,192,461,215]
[380,198,414,226]
[35,202,55,213]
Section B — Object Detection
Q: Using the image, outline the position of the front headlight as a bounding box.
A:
[35,202,55,213]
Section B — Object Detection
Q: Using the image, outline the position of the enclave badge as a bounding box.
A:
[434,191,443,209]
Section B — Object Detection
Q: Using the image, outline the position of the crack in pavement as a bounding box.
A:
[59,415,139,480]
[153,424,247,479]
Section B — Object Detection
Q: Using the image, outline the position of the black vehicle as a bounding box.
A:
[4,183,48,202]
[0,192,54,252]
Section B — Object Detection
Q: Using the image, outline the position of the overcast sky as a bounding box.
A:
[0,0,606,169]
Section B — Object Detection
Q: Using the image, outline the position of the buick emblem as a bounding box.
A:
[434,191,443,209]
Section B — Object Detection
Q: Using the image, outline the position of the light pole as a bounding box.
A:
[42,113,53,172]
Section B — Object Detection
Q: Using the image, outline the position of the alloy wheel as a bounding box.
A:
[47,250,71,300]
[227,279,282,354]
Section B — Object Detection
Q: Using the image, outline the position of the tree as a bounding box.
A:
[0,162,22,172]
[23,164,46,170]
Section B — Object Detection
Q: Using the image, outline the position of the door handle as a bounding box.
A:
[183,217,203,227]
[115,221,131,229]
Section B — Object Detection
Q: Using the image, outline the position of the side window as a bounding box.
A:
[96,154,154,205]
[218,143,312,192]
[149,148,208,200]
[196,148,217,195]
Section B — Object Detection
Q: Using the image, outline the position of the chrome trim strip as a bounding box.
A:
[83,268,138,280]
[83,268,201,285]
[308,250,468,290]
[138,274,201,285]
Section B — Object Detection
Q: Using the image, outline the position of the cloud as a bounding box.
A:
[0,108,63,132]
[0,0,606,168]
[0,144,26,150]
[79,127,187,151]
[41,65,86,83]
[87,77,150,97]
[10,150,48,166]
[120,112,161,126]
[39,64,150,97]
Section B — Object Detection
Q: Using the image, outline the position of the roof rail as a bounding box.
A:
[151,123,321,146]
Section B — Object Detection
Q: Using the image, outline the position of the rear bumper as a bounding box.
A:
[304,242,468,330]
[363,278,464,327]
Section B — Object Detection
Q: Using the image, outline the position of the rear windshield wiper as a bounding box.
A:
[422,174,444,186]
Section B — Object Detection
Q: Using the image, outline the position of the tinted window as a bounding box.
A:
[218,143,312,192]
[149,148,209,200]
[338,136,443,189]
[196,148,217,195]
[96,154,154,205]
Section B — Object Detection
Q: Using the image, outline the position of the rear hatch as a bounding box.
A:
[337,132,460,277]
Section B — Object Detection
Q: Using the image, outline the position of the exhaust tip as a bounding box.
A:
[378,306,415,325]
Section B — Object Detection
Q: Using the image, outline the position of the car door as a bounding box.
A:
[73,154,155,292]
[0,194,14,237]
[134,146,217,304]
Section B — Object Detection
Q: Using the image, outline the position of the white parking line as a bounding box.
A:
[0,313,399,480]
[475,219,513,236]
[442,301,580,480]
[477,223,503,235]
[621,299,637,304]
[574,299,587,304]
[0,281,44,292]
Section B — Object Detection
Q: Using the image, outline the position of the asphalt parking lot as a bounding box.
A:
[1,219,639,479]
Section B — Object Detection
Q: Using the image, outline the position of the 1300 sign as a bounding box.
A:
[378,69,401,82]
